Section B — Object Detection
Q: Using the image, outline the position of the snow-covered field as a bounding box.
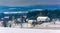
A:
[0,19,60,29]
[0,20,60,33]
[0,27,59,33]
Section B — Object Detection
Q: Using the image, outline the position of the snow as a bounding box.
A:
[0,19,60,33]
[0,27,59,33]
[0,21,59,33]
[3,12,28,14]
[37,16,49,21]
[30,9,43,11]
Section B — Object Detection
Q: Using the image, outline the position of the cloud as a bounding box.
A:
[0,0,58,6]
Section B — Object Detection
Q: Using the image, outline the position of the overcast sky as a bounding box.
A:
[0,0,59,6]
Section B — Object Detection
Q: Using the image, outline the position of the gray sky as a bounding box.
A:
[0,0,59,6]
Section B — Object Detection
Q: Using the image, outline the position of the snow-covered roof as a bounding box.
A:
[37,16,49,21]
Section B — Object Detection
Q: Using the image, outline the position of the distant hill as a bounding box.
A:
[0,5,59,12]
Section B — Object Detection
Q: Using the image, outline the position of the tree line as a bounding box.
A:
[27,9,60,20]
